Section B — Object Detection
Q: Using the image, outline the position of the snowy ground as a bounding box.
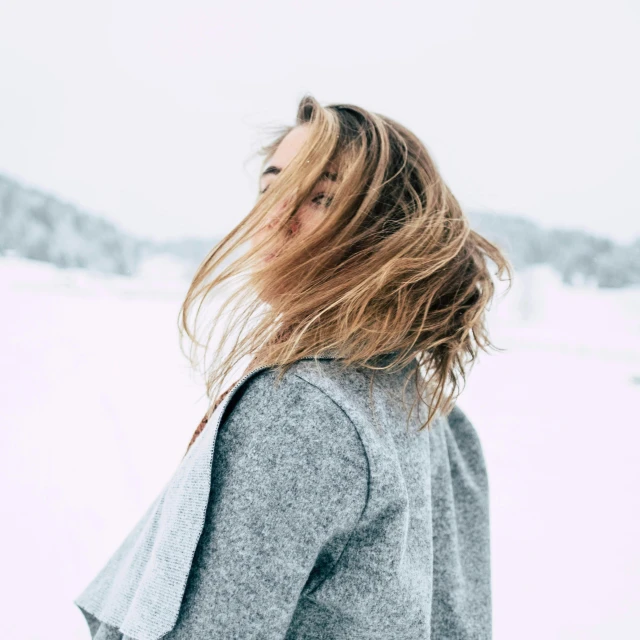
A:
[1,255,638,640]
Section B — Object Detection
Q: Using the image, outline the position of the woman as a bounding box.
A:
[74,95,513,640]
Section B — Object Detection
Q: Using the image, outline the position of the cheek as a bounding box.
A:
[293,206,323,235]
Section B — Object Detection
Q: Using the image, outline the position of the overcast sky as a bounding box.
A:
[1,0,638,243]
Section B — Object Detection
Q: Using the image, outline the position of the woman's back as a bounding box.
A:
[77,354,491,640]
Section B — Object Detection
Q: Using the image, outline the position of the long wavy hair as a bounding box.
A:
[178,94,513,438]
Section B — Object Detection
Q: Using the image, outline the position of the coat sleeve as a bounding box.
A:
[166,369,370,640]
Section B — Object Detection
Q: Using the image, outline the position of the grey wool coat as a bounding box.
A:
[74,352,492,640]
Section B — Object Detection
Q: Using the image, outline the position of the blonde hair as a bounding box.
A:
[178,94,514,434]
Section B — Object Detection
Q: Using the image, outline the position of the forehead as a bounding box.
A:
[261,125,339,186]
[266,125,310,172]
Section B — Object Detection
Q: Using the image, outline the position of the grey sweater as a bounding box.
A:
[74,354,491,639]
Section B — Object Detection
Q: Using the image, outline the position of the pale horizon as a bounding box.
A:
[1,0,637,245]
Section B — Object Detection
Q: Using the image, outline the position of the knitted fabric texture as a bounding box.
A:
[185,355,259,456]
[184,387,231,456]
[74,355,492,640]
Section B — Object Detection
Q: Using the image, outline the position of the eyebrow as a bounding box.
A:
[261,165,338,182]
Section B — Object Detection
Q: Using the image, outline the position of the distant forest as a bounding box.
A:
[1,172,638,288]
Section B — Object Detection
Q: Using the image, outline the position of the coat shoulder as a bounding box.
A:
[218,360,368,473]
[229,358,359,424]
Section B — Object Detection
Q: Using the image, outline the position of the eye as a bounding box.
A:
[259,186,269,195]
[311,193,333,208]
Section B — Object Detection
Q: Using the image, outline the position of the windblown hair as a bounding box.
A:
[178,94,513,434]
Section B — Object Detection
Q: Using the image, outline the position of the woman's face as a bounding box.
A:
[252,125,337,261]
